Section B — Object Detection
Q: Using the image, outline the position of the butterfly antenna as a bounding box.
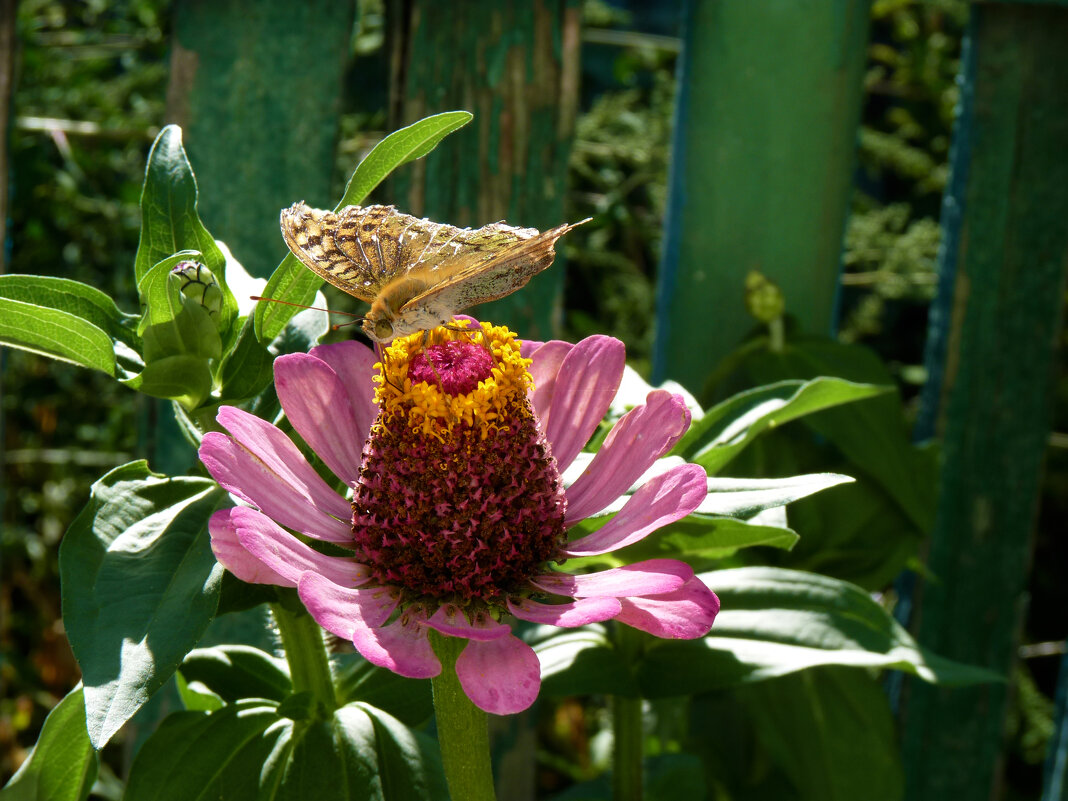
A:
[250,296,360,318]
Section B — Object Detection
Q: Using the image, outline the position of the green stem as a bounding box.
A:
[768,316,785,353]
[272,601,336,713]
[430,632,496,801]
[611,624,646,801]
[612,695,644,801]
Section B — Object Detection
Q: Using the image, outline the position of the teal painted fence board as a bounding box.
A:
[899,5,1068,798]
[653,0,872,395]
[169,0,356,278]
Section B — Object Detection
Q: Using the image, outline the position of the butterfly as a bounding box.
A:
[280,202,587,344]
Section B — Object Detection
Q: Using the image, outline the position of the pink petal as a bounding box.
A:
[297,571,397,640]
[209,508,289,585]
[542,336,625,472]
[200,432,353,543]
[507,596,621,626]
[307,341,379,448]
[350,613,442,679]
[527,340,572,420]
[564,464,708,556]
[616,578,721,639]
[274,353,367,486]
[519,339,546,359]
[531,559,693,598]
[455,635,541,715]
[426,605,510,641]
[216,406,351,521]
[565,391,692,523]
[230,506,371,588]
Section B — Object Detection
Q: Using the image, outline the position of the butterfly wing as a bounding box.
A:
[400,219,587,314]
[281,202,480,302]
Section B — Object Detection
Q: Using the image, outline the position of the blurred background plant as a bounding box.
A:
[2,0,1064,798]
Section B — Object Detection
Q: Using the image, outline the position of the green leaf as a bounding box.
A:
[215,318,275,405]
[336,111,474,209]
[0,686,97,801]
[734,668,903,801]
[124,701,448,801]
[674,377,888,475]
[124,701,288,801]
[121,355,214,409]
[533,626,640,698]
[175,672,225,713]
[59,461,226,748]
[254,111,474,341]
[0,274,139,348]
[335,659,433,728]
[135,125,237,337]
[566,515,799,573]
[635,567,1002,696]
[0,296,117,375]
[744,341,937,532]
[179,646,292,704]
[770,475,923,591]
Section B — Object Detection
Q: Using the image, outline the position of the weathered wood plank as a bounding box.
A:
[387,0,581,340]
[900,5,1068,798]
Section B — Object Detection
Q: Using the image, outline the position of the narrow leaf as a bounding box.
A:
[59,461,226,748]
[135,125,236,336]
[0,686,97,801]
[0,275,139,348]
[337,111,474,208]
[254,111,473,341]
[674,378,888,475]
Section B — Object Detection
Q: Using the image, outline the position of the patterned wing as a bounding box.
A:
[401,219,588,313]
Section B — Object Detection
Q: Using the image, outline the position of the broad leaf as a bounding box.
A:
[335,659,433,727]
[121,355,214,409]
[534,626,640,698]
[0,296,116,375]
[737,668,902,801]
[59,461,226,748]
[0,686,97,801]
[744,341,937,532]
[135,125,236,336]
[124,701,448,801]
[636,567,1001,696]
[673,378,887,475]
[179,646,292,704]
[254,111,473,341]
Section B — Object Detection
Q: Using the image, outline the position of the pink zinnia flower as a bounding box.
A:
[200,321,719,714]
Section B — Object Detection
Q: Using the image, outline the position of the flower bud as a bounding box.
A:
[745,269,785,323]
[171,260,223,318]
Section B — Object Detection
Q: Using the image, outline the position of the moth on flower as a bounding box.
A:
[280,202,587,344]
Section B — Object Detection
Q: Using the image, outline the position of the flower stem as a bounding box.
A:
[430,632,496,801]
[612,694,644,801]
[612,624,646,801]
[272,600,336,713]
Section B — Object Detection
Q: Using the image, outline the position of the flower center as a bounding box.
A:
[351,321,567,609]
[407,339,493,396]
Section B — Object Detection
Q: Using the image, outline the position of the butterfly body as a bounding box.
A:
[280,202,585,343]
